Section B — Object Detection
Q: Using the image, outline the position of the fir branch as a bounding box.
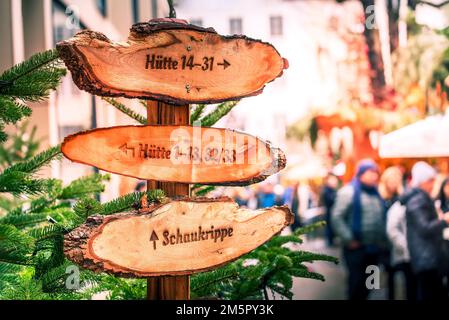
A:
[100,190,165,215]
[0,262,22,289]
[0,213,48,228]
[0,69,67,102]
[103,98,147,124]
[193,185,216,196]
[267,235,303,247]
[290,251,339,265]
[289,268,325,282]
[3,145,61,175]
[190,104,206,124]
[293,221,327,236]
[0,225,34,266]
[191,264,239,297]
[0,49,60,84]
[60,173,109,199]
[0,98,32,124]
[73,198,102,220]
[198,101,239,127]
[27,225,64,241]
[0,49,66,102]
[0,172,48,196]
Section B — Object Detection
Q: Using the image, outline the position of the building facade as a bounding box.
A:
[0,0,168,200]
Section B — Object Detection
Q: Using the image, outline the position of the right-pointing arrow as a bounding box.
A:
[218,59,230,69]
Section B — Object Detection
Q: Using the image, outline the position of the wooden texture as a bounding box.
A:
[63,197,293,277]
[56,18,288,104]
[146,100,190,299]
[61,125,286,185]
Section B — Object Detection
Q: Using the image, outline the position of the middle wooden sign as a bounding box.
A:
[61,125,285,185]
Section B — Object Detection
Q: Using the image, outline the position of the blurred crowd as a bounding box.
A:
[225,159,449,301]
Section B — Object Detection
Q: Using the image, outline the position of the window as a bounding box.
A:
[190,19,203,27]
[270,16,283,36]
[132,0,139,23]
[96,0,107,17]
[229,18,242,35]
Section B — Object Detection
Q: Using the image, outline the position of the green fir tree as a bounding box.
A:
[0,46,338,300]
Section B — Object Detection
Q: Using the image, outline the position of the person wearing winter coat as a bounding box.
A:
[379,166,407,300]
[319,174,339,247]
[331,159,387,300]
[405,162,449,300]
[435,177,449,298]
[386,188,418,300]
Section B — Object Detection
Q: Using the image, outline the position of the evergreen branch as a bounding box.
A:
[190,104,206,124]
[3,145,61,175]
[27,225,64,241]
[0,225,34,266]
[103,98,147,124]
[267,235,303,247]
[290,251,339,265]
[0,213,49,228]
[60,174,109,199]
[191,264,239,297]
[73,198,102,220]
[289,268,325,282]
[0,98,32,124]
[0,49,61,85]
[8,180,63,216]
[0,262,22,289]
[293,221,326,236]
[100,190,165,215]
[0,172,48,195]
[193,185,216,196]
[0,68,67,102]
[198,101,239,127]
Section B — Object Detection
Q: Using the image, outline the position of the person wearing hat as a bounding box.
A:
[332,159,387,300]
[403,161,449,300]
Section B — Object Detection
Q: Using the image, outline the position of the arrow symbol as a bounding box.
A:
[217,59,230,69]
[150,230,159,250]
[119,143,135,157]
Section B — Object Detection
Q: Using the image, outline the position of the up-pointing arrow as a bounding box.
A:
[150,230,159,250]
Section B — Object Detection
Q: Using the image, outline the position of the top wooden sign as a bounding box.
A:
[56,18,288,104]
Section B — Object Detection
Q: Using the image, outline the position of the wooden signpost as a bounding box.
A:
[61,125,285,185]
[57,17,289,300]
[56,20,288,104]
[64,197,293,277]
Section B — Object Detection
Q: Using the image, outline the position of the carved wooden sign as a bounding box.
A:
[64,197,293,276]
[56,18,288,104]
[61,125,285,185]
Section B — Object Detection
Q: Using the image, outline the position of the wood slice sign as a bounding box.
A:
[56,18,288,104]
[61,125,286,185]
[64,197,293,276]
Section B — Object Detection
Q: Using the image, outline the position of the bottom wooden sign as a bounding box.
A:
[64,197,293,277]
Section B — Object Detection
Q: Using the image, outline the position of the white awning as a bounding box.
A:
[379,111,449,158]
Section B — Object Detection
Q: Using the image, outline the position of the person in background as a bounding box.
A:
[404,162,449,300]
[332,159,387,300]
[283,182,301,231]
[319,174,339,247]
[436,177,449,298]
[379,167,404,209]
[257,183,276,209]
[383,167,417,300]
[436,177,449,213]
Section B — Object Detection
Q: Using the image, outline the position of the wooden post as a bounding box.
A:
[146,100,190,300]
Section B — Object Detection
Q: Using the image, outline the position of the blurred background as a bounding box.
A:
[2,0,449,299]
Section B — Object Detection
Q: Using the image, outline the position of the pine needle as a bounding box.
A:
[190,104,206,124]
[103,98,147,125]
[198,101,239,127]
